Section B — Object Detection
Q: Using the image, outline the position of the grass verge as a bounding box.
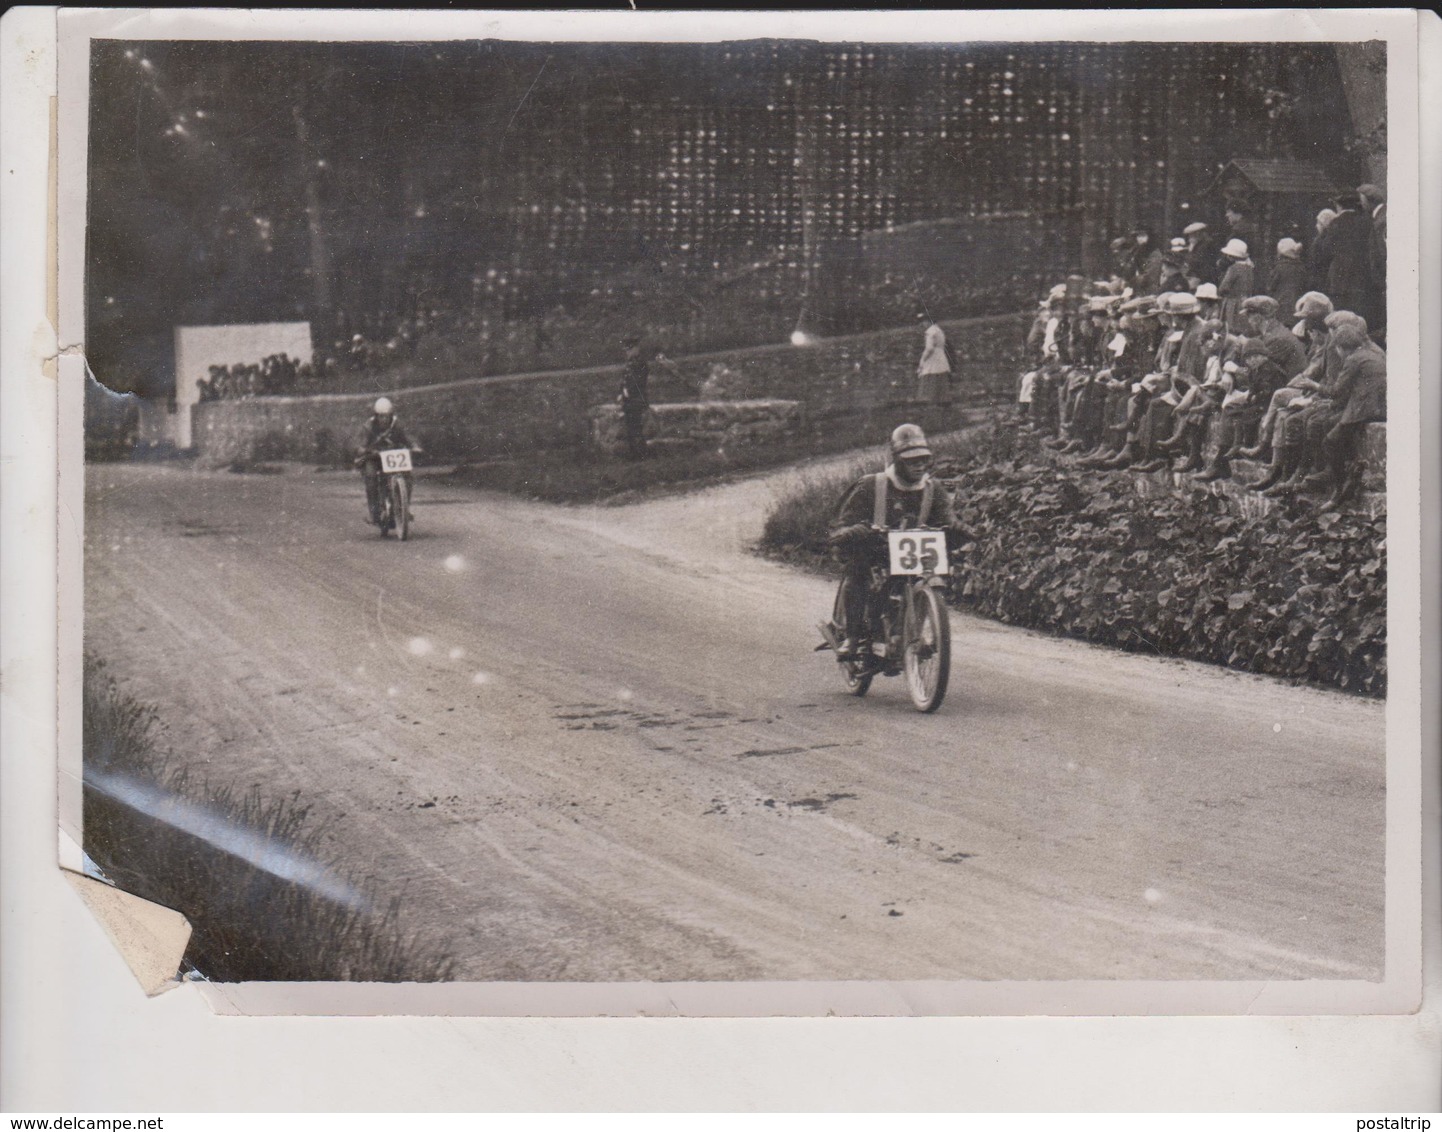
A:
[82,655,458,981]
[449,403,996,505]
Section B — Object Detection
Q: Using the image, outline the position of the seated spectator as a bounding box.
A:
[1259,309,1368,496]
[1155,318,1227,474]
[1240,295,1307,378]
[1313,322,1386,510]
[1199,338,1289,482]
[1269,238,1307,320]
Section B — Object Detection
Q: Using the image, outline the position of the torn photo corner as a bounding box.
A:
[52,7,1427,1018]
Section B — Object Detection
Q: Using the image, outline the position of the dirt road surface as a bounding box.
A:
[82,462,1384,983]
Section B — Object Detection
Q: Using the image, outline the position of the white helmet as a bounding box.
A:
[373,397,394,416]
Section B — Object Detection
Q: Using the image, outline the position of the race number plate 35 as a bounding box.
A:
[887,530,950,576]
[378,448,413,473]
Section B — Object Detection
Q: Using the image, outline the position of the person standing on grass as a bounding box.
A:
[915,311,953,406]
[618,333,651,461]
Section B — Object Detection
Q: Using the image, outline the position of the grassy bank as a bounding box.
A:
[450,404,994,505]
[757,423,1386,697]
[82,655,457,981]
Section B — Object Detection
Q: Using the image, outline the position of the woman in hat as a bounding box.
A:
[1216,238,1255,335]
[1269,237,1308,320]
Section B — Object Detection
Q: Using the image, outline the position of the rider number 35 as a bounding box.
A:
[888,531,949,576]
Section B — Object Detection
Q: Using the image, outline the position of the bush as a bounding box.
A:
[82,656,458,981]
[757,428,1387,696]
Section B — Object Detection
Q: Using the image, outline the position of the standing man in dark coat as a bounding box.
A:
[1310,191,1375,326]
[1358,182,1387,340]
[618,334,651,460]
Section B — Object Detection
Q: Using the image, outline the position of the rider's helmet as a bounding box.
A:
[373,397,394,418]
[890,424,933,484]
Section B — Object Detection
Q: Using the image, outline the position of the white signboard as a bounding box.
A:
[173,321,313,448]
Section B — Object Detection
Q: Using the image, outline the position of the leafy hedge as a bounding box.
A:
[758,423,1386,696]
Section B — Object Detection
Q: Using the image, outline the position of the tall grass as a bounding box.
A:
[82,655,457,982]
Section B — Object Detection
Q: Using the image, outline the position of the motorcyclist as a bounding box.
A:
[355,396,417,526]
[827,424,967,661]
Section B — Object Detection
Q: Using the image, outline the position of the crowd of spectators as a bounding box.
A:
[1016,185,1387,512]
[196,353,315,402]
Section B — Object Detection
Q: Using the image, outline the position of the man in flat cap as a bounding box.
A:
[1183,221,1221,287]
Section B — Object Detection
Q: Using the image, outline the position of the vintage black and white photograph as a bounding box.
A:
[60,10,1421,1017]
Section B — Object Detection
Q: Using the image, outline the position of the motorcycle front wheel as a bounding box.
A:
[392,476,410,541]
[904,584,951,713]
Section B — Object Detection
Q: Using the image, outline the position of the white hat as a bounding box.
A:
[1183,221,1208,236]
[1221,238,1249,259]
[1168,237,1188,253]
[1048,283,1067,300]
[1276,237,1303,257]
[1194,282,1219,301]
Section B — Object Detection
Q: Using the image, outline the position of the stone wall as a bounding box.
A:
[191,312,1026,467]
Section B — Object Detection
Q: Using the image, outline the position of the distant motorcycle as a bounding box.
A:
[817,527,952,712]
[364,447,413,540]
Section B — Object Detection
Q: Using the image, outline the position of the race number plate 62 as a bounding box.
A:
[379,448,412,473]
[887,530,950,576]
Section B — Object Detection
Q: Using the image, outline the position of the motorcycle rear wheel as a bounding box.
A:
[904,585,951,712]
[831,580,873,696]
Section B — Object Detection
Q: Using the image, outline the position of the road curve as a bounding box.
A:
[82,461,1384,983]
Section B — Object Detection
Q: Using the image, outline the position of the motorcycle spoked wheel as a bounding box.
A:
[831,581,874,697]
[903,584,951,713]
[392,476,410,541]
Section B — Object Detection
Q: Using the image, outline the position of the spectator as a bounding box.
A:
[1183,221,1221,287]
[1127,228,1165,294]
[1198,338,1288,482]
[1216,239,1255,334]
[1293,317,1385,502]
[1269,238,1307,320]
[1133,291,1206,472]
[1260,310,1369,496]
[617,333,651,460]
[1155,317,1227,474]
[1358,182,1387,337]
[1194,281,1220,321]
[1314,322,1386,511]
[1160,238,1191,293]
[915,310,952,405]
[1311,191,1376,328]
[1222,201,1258,272]
[1241,290,1336,484]
[1240,294,1307,379]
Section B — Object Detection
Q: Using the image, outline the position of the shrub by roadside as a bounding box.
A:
[82,655,458,981]
[756,425,1386,697]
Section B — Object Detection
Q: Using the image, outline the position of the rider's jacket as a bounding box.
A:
[828,467,961,563]
[356,416,414,461]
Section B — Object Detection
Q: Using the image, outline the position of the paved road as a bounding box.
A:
[82,461,1385,983]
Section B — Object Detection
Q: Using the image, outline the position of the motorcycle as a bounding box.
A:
[817,527,952,712]
[364,447,413,540]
